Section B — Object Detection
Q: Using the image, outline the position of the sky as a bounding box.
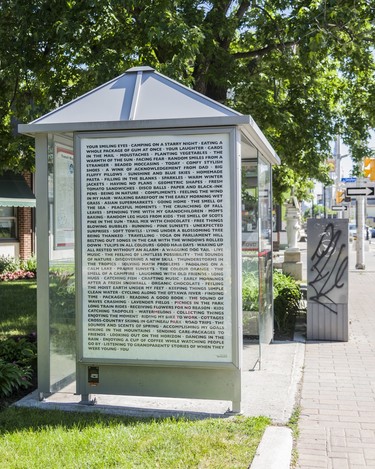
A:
[313,131,375,202]
[338,130,375,179]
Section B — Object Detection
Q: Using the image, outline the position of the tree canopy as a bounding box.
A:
[1,0,375,202]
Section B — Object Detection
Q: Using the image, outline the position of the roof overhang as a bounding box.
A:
[0,171,35,207]
[19,115,280,166]
[18,115,249,135]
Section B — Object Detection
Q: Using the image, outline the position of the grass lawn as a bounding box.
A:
[0,281,271,467]
[0,407,270,468]
[0,280,37,336]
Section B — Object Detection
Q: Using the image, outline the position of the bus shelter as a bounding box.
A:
[19,66,279,413]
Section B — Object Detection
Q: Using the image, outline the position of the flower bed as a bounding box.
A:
[0,270,35,281]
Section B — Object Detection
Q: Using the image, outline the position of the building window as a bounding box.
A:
[0,207,17,239]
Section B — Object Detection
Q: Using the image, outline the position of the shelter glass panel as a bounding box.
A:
[241,156,260,367]
[48,134,76,391]
[258,154,273,344]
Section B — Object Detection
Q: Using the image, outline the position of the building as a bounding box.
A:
[0,171,36,259]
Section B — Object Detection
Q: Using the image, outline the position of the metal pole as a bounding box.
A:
[356,195,365,269]
[335,136,342,219]
[355,169,366,269]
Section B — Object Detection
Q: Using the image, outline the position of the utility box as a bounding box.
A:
[306,218,349,341]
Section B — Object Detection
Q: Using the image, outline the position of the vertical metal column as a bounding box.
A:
[35,133,51,398]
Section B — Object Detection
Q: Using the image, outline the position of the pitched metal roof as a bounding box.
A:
[29,66,241,125]
[18,66,279,164]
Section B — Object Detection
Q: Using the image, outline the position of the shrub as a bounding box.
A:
[0,360,33,397]
[0,336,37,367]
[242,271,259,311]
[20,255,37,274]
[0,256,19,274]
[273,270,302,333]
[0,336,37,399]
[0,255,37,280]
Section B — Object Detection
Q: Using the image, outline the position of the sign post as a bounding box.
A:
[345,184,375,270]
[356,194,366,270]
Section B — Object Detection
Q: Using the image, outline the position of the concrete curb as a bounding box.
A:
[249,332,305,469]
[250,426,293,469]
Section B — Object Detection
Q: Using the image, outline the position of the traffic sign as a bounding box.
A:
[331,205,348,211]
[346,187,375,197]
[341,177,357,183]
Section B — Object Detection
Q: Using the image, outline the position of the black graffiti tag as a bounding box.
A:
[309,223,348,314]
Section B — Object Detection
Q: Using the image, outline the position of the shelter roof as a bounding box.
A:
[18,66,279,165]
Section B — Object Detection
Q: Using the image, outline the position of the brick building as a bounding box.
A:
[0,171,35,259]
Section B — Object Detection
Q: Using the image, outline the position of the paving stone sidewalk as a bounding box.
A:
[296,244,375,469]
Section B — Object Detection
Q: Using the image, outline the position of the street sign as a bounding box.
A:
[346,187,375,197]
[331,205,348,211]
[341,177,357,183]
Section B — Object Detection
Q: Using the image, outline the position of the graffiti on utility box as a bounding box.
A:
[307,219,349,314]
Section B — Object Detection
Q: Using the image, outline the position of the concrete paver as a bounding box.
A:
[296,242,375,469]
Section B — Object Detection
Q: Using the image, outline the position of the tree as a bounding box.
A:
[1,1,374,202]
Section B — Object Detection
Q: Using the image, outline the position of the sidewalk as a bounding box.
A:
[296,241,375,468]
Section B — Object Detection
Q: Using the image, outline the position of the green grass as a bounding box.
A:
[288,406,301,468]
[0,280,37,336]
[0,408,270,468]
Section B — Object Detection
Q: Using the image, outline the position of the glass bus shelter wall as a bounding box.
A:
[241,141,273,347]
[47,133,76,392]
[41,131,274,397]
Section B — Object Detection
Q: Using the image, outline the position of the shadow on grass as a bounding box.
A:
[0,406,151,433]
[0,280,37,336]
[0,405,251,434]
